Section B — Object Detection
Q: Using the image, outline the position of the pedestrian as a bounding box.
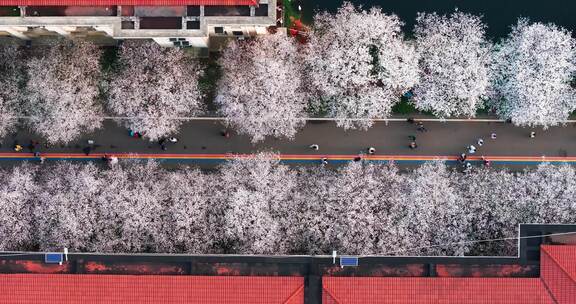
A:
[408,135,416,141]
[530,131,536,138]
[82,146,92,156]
[159,138,167,151]
[465,162,472,171]
[468,145,476,154]
[28,140,37,152]
[34,151,40,158]
[409,141,418,149]
[458,153,467,163]
[129,130,135,137]
[368,147,376,155]
[477,138,484,146]
[14,144,23,152]
[309,144,319,150]
[169,137,178,143]
[481,156,491,167]
[321,157,328,165]
[491,133,497,139]
[221,130,230,138]
[407,117,415,124]
[417,122,427,132]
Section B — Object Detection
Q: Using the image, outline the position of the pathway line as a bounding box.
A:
[1,153,575,164]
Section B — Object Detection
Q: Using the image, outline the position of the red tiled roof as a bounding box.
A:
[541,245,576,304]
[0,274,304,304]
[0,0,258,6]
[322,277,554,304]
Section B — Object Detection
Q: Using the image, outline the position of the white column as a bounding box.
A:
[44,26,75,36]
[2,26,30,40]
[94,25,114,37]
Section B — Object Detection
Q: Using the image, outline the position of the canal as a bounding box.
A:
[297,0,576,38]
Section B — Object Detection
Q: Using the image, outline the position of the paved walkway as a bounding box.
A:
[1,119,575,167]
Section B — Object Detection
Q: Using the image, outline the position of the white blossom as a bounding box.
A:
[107,41,203,141]
[392,162,469,255]
[306,2,419,129]
[34,162,103,252]
[0,45,23,139]
[490,19,576,127]
[24,39,103,143]
[216,33,307,143]
[101,161,170,253]
[162,168,214,253]
[414,12,492,117]
[216,153,296,254]
[0,165,38,251]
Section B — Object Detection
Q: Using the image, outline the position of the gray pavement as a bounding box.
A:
[1,119,575,167]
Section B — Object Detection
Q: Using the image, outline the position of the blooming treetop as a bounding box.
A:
[216,33,307,143]
[414,12,492,118]
[216,152,296,253]
[0,45,22,139]
[107,41,203,141]
[0,160,574,256]
[25,39,103,144]
[306,2,418,129]
[0,165,38,251]
[490,19,576,127]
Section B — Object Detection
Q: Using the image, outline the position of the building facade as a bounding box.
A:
[0,0,277,49]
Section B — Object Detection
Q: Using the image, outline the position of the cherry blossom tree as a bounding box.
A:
[216,33,307,143]
[107,41,203,141]
[490,19,576,127]
[162,167,214,253]
[215,152,296,254]
[306,2,418,129]
[413,12,492,117]
[0,45,23,139]
[455,168,521,256]
[282,166,338,254]
[0,164,39,251]
[2,159,576,256]
[34,162,103,252]
[95,161,170,253]
[392,162,469,256]
[25,39,104,143]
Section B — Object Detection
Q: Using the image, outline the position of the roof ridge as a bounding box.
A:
[541,245,576,284]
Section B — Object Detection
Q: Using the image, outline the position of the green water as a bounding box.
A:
[296,0,576,38]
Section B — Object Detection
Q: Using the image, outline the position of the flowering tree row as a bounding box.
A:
[1,155,574,256]
[0,39,203,144]
[216,3,576,141]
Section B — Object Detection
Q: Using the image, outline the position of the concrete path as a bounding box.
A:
[1,119,575,167]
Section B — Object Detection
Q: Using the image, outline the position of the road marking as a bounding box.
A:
[1,153,575,164]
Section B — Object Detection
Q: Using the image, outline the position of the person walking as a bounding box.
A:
[321,157,328,165]
[417,122,427,132]
[477,138,484,146]
[309,144,319,150]
[159,138,167,151]
[458,153,467,164]
[468,145,476,154]
[409,141,418,149]
[481,156,491,167]
[368,147,376,155]
[221,130,230,138]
